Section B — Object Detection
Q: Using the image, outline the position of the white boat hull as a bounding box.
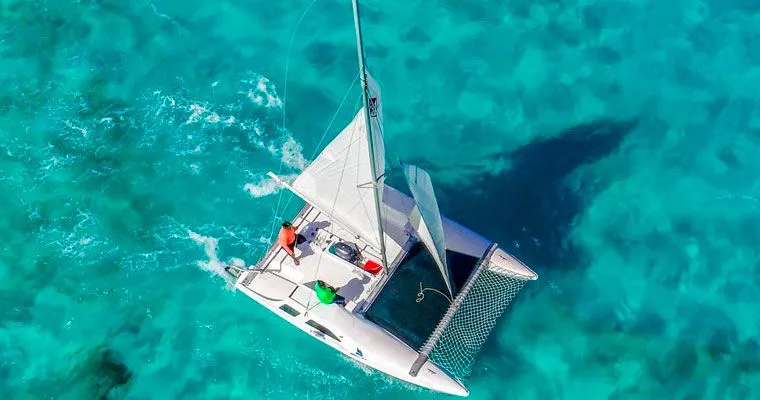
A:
[231,183,535,396]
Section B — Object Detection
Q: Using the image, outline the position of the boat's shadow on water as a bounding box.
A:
[424,118,638,386]
[437,118,638,274]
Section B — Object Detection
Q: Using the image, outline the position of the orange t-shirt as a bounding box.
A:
[278,227,296,255]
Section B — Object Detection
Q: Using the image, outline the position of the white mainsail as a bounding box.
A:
[404,164,454,296]
[290,73,385,250]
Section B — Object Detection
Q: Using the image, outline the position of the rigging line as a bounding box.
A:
[263,72,359,263]
[275,73,360,215]
[305,95,364,315]
[267,0,322,247]
[309,73,360,162]
[281,0,321,127]
[416,282,453,304]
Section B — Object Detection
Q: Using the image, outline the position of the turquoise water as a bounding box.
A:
[2,0,759,398]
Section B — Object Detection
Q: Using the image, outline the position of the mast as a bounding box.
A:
[351,0,389,269]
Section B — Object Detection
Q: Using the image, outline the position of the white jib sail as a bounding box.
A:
[404,164,454,296]
[290,73,385,250]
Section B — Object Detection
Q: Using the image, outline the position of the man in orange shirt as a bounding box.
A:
[278,221,300,266]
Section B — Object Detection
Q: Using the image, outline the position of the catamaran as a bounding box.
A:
[224,0,537,396]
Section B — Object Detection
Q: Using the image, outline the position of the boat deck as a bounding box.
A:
[243,204,393,313]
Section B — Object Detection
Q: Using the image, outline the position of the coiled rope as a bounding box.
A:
[416,282,453,304]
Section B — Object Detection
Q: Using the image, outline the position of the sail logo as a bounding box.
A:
[369,97,378,117]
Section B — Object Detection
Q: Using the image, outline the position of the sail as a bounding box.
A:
[291,73,385,250]
[404,164,453,296]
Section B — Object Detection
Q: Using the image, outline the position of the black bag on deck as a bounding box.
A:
[333,242,358,263]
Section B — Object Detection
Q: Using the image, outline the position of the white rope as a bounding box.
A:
[267,0,322,246]
[266,0,360,249]
[281,0,321,127]
[416,281,453,304]
[259,0,367,314]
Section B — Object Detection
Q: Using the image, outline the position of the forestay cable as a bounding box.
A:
[268,0,322,247]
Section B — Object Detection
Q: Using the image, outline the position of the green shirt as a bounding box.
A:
[315,282,336,304]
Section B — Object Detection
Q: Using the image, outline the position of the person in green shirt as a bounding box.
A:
[315,280,346,306]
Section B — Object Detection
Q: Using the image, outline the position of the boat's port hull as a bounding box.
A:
[234,273,468,396]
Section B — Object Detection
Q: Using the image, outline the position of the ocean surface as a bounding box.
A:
[1,0,759,398]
